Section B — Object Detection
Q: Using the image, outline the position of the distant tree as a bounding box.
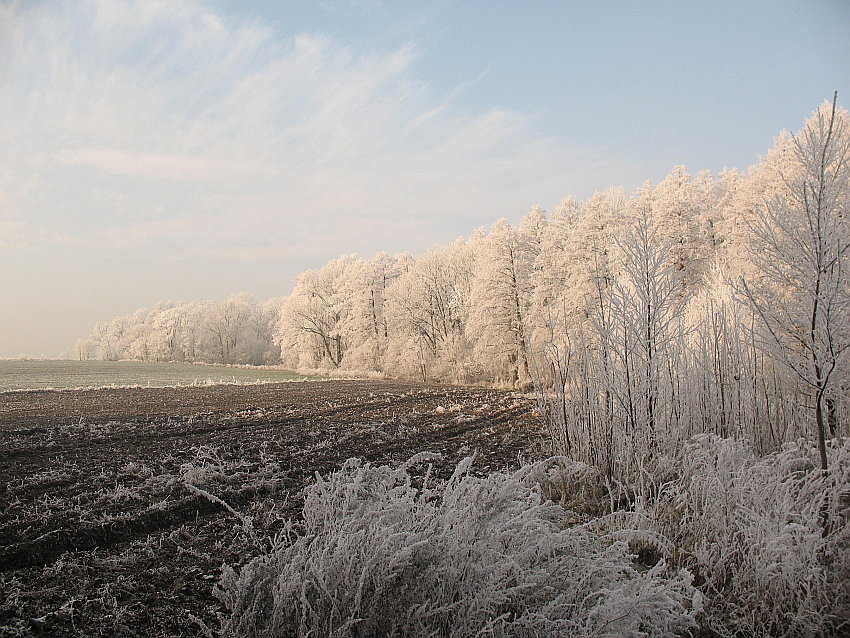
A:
[384,241,473,381]
[151,304,185,361]
[276,256,357,368]
[72,338,94,361]
[336,253,402,371]
[203,296,245,364]
[91,319,122,360]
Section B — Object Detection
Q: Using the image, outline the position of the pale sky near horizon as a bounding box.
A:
[1,0,849,358]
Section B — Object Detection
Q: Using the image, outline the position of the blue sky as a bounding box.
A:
[1,0,848,357]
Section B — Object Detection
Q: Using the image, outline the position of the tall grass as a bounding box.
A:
[215,455,700,638]
[645,436,850,637]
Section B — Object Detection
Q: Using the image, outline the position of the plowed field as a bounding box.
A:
[0,380,543,636]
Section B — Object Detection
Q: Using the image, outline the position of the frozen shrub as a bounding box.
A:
[516,455,602,504]
[216,455,700,637]
[649,435,850,638]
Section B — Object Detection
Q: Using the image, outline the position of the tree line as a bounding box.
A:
[74,100,849,464]
[72,293,280,366]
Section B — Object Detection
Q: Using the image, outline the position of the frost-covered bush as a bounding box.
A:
[217,455,700,638]
[514,455,613,522]
[649,435,850,638]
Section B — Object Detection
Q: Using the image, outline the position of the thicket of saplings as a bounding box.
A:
[188,101,850,637]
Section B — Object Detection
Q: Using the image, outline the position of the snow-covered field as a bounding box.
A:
[0,360,311,393]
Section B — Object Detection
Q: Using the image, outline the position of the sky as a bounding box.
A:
[1,0,848,358]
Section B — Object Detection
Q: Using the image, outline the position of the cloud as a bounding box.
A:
[55,147,279,183]
[1,0,640,261]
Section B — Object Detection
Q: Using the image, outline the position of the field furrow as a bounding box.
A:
[0,380,542,637]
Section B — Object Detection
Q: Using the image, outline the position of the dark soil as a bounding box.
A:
[0,380,544,636]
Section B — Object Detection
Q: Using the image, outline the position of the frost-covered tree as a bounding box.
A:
[528,197,583,346]
[384,241,473,381]
[609,205,686,458]
[739,96,850,470]
[151,303,184,361]
[469,218,538,387]
[276,256,358,369]
[90,317,127,361]
[335,253,404,371]
[652,166,719,290]
[531,190,629,344]
[71,337,95,361]
[201,294,278,365]
[679,269,793,450]
[718,130,800,273]
[80,297,279,365]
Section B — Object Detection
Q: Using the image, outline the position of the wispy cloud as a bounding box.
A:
[54,147,279,183]
[2,0,639,260]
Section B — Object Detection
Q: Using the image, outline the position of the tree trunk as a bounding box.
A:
[816,388,828,471]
